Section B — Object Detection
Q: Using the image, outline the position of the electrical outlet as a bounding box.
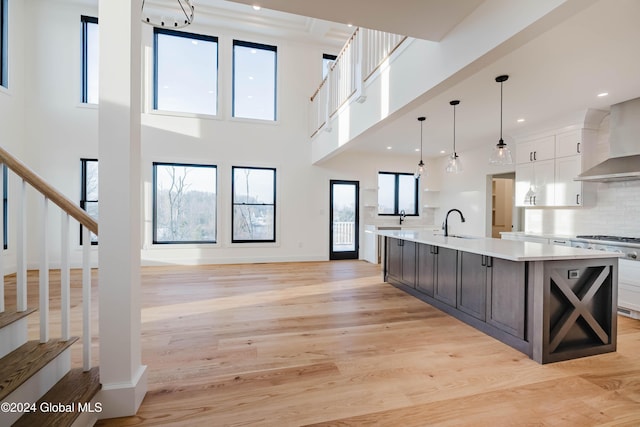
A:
[568,269,580,279]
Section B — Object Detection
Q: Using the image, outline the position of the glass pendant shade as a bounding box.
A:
[489,139,513,165]
[415,116,426,179]
[490,75,513,165]
[446,100,462,173]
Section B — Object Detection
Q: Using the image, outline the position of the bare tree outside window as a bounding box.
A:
[153,163,217,243]
[232,167,275,242]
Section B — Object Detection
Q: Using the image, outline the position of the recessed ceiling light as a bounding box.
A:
[347,23,353,27]
[253,5,261,11]
[248,76,254,80]
[517,118,525,123]
[440,150,446,154]
[250,49,257,54]
[415,148,420,152]
[386,146,392,150]
[191,40,198,46]
[598,92,609,97]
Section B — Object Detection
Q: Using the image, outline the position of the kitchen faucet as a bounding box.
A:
[399,209,406,225]
[443,209,465,237]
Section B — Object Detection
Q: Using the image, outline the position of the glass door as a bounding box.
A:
[330,180,359,260]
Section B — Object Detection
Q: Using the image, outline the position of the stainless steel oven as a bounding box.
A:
[574,235,640,318]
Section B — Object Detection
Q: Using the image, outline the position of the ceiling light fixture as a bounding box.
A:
[415,117,426,179]
[446,100,462,174]
[253,5,262,11]
[597,92,609,97]
[141,0,194,28]
[489,74,514,165]
[517,118,525,123]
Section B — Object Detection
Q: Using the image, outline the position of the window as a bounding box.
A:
[80,159,98,244]
[232,166,276,242]
[1,0,7,88]
[153,163,217,244]
[377,172,418,216]
[81,16,99,103]
[154,28,218,115]
[232,40,277,121]
[322,53,336,79]
[3,164,7,250]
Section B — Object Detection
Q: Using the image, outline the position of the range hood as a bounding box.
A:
[576,97,640,182]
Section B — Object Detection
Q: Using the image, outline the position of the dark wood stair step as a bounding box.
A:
[0,308,37,330]
[0,337,78,402]
[13,367,101,427]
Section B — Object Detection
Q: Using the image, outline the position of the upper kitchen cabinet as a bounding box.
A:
[515,135,555,164]
[554,129,596,207]
[555,130,582,157]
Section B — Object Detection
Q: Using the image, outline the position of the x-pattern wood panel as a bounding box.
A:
[548,266,610,353]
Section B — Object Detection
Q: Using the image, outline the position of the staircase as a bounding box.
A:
[0,146,100,426]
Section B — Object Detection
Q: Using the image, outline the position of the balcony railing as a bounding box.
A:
[309,28,407,137]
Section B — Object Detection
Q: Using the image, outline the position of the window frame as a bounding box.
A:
[81,15,98,104]
[231,166,277,243]
[3,164,7,250]
[80,158,98,245]
[152,161,218,245]
[322,53,337,79]
[1,0,8,88]
[153,28,219,116]
[377,171,419,216]
[232,39,278,121]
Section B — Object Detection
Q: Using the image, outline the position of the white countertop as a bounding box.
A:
[377,230,621,262]
[501,231,640,249]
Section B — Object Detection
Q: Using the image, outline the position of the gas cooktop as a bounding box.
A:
[576,235,640,244]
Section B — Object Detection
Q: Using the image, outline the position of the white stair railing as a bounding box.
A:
[0,145,98,372]
[309,27,407,137]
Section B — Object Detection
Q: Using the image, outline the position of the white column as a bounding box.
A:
[97,0,147,419]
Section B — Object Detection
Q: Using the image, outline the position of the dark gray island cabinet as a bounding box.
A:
[381,231,619,364]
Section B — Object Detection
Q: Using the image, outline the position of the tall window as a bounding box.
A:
[3,164,7,250]
[322,53,336,79]
[153,163,217,244]
[154,28,218,115]
[377,172,418,216]
[81,15,99,104]
[232,166,276,243]
[80,159,98,244]
[1,0,7,88]
[232,40,277,121]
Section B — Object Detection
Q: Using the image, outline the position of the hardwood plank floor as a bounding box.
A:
[7,261,640,425]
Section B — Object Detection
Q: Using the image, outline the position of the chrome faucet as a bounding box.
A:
[443,209,465,237]
[399,209,406,225]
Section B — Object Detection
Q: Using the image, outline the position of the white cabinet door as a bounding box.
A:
[532,159,555,206]
[516,136,555,164]
[515,163,534,207]
[555,155,583,206]
[556,130,582,158]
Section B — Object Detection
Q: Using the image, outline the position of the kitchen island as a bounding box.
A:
[379,230,619,364]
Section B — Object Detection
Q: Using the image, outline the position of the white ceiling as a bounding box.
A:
[218,0,640,159]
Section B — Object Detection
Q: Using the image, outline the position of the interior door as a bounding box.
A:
[330,180,359,260]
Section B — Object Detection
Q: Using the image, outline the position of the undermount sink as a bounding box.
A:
[433,233,478,240]
[378,226,402,230]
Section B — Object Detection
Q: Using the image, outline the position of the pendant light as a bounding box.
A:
[489,75,514,165]
[141,0,195,28]
[415,116,426,179]
[446,100,462,173]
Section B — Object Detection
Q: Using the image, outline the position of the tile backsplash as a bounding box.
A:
[524,180,640,237]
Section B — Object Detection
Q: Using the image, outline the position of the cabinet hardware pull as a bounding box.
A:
[530,152,533,161]
[481,255,486,266]
[534,151,537,161]
[487,257,493,268]
[434,246,439,255]
[533,195,536,205]
[577,142,581,154]
[576,194,580,205]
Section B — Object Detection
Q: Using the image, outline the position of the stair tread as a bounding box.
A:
[0,337,79,402]
[0,308,37,329]
[13,367,101,427]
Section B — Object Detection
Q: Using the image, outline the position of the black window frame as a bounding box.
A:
[153,27,219,114]
[3,164,7,250]
[231,166,276,243]
[80,158,98,245]
[81,15,98,103]
[152,161,218,245]
[232,39,277,121]
[322,53,337,79]
[377,171,419,216]
[1,0,7,88]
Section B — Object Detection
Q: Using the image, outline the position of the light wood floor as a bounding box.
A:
[8,261,640,426]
